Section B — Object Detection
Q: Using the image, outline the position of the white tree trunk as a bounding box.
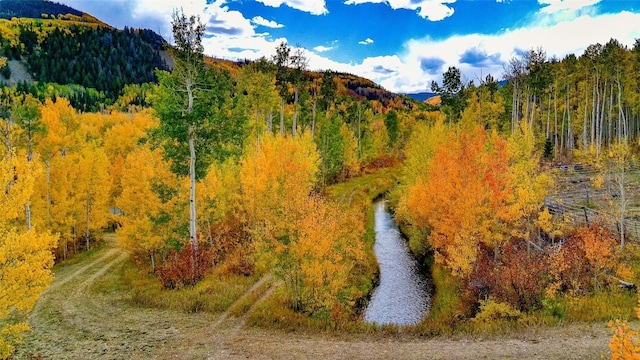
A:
[85,193,91,251]
[292,88,298,138]
[46,160,52,226]
[25,202,31,230]
[620,162,626,249]
[280,98,285,135]
[189,125,198,250]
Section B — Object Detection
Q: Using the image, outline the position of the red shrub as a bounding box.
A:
[492,241,549,311]
[155,243,213,289]
[361,155,399,173]
[464,241,549,313]
[205,213,254,276]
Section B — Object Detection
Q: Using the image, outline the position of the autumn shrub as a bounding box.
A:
[463,241,549,314]
[492,241,549,311]
[204,213,254,276]
[361,155,399,173]
[548,221,618,297]
[155,243,214,289]
[472,298,522,323]
[610,294,640,359]
[123,259,260,313]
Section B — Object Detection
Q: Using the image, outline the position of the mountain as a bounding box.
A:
[0,0,169,109]
[403,92,438,102]
[0,0,99,23]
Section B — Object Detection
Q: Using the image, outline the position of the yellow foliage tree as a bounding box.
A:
[116,146,181,269]
[196,159,249,269]
[240,131,319,237]
[241,132,363,311]
[73,143,110,251]
[31,152,78,258]
[506,124,553,244]
[0,151,57,358]
[291,196,365,311]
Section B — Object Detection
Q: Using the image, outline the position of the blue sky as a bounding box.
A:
[56,0,640,93]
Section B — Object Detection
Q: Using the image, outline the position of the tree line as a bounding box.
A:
[433,38,640,158]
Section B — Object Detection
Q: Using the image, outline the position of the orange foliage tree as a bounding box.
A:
[403,125,511,276]
[610,296,640,359]
[548,222,619,297]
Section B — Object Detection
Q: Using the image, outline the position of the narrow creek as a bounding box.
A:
[363,200,431,326]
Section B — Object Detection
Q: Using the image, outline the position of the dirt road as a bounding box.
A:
[16,235,613,359]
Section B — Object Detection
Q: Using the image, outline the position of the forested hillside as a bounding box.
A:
[0,0,84,20]
[0,16,167,102]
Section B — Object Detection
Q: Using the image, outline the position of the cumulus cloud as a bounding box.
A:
[205,8,254,36]
[359,38,374,45]
[205,6,254,36]
[459,48,502,67]
[419,57,445,73]
[256,0,328,15]
[252,16,284,28]
[345,0,456,21]
[384,10,640,92]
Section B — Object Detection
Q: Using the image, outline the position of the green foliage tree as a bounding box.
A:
[431,66,465,123]
[152,10,236,249]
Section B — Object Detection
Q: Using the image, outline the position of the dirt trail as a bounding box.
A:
[16,234,614,359]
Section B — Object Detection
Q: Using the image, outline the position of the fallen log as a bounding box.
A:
[619,279,637,291]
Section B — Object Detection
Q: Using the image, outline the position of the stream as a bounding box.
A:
[363,200,431,326]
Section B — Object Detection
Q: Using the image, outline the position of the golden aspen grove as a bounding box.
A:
[3,2,640,358]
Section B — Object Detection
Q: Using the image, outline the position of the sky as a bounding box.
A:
[54,0,640,94]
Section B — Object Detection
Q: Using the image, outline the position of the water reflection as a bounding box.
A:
[363,200,430,326]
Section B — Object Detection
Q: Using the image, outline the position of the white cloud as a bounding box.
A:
[313,45,334,52]
[384,10,640,93]
[538,0,601,14]
[345,0,456,21]
[256,0,328,15]
[204,4,254,37]
[299,10,640,94]
[200,8,640,94]
[56,0,640,95]
[252,16,284,28]
[359,38,374,45]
